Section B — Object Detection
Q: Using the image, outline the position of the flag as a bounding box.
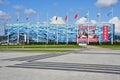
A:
[74,13,78,19]
[6,18,9,21]
[17,18,19,21]
[96,13,101,17]
[17,16,20,22]
[55,16,58,20]
[26,17,29,21]
[65,14,68,21]
[84,13,89,18]
[107,9,113,16]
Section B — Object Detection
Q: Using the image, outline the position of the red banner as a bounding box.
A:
[77,38,98,42]
[78,26,96,30]
[103,26,108,41]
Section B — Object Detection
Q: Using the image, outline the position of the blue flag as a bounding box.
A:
[107,9,113,16]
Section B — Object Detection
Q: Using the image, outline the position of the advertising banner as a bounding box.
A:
[77,25,98,43]
[103,26,108,41]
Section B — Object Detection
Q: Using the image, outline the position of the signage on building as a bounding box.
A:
[77,26,98,43]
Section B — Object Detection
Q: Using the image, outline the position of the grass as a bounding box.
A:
[2,49,70,52]
[95,45,120,50]
[0,45,83,48]
[0,44,83,52]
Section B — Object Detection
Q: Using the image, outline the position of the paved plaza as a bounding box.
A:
[0,47,120,80]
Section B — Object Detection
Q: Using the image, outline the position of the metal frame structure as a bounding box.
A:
[5,23,114,44]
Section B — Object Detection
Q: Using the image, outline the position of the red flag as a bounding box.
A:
[74,13,78,19]
[65,15,68,21]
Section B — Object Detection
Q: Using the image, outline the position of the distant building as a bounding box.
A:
[4,22,115,44]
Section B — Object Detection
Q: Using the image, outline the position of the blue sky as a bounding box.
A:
[0,0,119,22]
[0,0,120,34]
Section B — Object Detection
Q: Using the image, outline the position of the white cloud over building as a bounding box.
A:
[95,0,118,8]
[13,5,24,10]
[50,16,65,24]
[24,9,36,15]
[0,10,10,20]
[75,17,87,24]
[0,0,9,4]
[109,17,120,33]
[75,17,97,24]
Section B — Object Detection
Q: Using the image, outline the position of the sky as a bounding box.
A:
[0,0,120,35]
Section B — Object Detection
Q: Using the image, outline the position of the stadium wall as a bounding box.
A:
[5,23,115,44]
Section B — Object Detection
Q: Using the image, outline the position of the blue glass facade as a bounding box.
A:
[5,23,114,43]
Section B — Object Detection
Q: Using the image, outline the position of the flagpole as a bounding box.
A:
[88,10,90,22]
[17,14,20,44]
[6,17,10,47]
[37,24,39,43]
[76,24,78,44]
[98,9,101,44]
[46,13,48,44]
[65,14,68,44]
[8,27,9,45]
[7,18,10,44]
[66,16,68,45]
[99,9,101,22]
[56,24,58,44]
[87,10,89,45]
[27,15,29,44]
[55,16,58,44]
[112,7,114,18]
[74,12,79,44]
[111,7,114,45]
[37,13,39,43]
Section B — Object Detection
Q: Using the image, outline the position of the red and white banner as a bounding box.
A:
[77,38,98,42]
[103,26,108,41]
[76,25,98,43]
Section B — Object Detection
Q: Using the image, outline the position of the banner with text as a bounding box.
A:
[77,25,99,43]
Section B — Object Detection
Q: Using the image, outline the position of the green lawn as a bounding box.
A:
[0,45,83,48]
[0,45,83,52]
[2,49,70,52]
[95,45,120,50]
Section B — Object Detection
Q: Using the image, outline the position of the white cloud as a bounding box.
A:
[75,17,87,24]
[13,5,24,10]
[0,0,4,4]
[109,17,120,33]
[95,0,118,8]
[91,20,97,24]
[75,18,97,24]
[50,16,65,24]
[24,9,36,15]
[0,10,10,20]
[53,3,58,6]
[0,0,9,4]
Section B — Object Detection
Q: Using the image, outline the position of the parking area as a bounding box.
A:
[0,48,120,80]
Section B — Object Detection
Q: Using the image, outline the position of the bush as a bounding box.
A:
[89,42,99,45]
[89,42,120,45]
[113,42,120,45]
[24,42,77,45]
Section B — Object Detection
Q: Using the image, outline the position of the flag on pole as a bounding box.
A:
[84,13,89,19]
[96,13,101,17]
[6,18,9,22]
[65,14,68,21]
[17,16,20,22]
[107,9,113,16]
[26,17,29,21]
[74,13,78,19]
[55,16,58,20]
[17,18,19,22]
